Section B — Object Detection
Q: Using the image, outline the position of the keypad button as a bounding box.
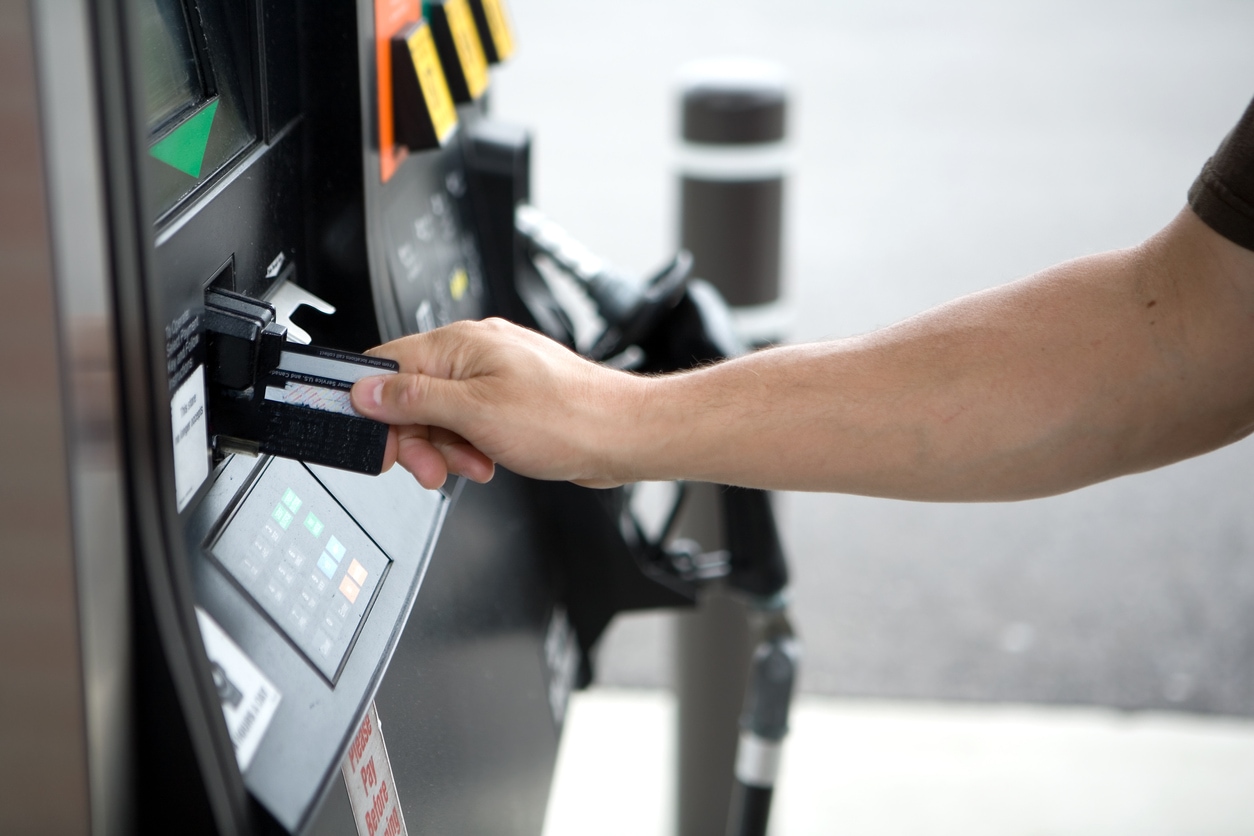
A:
[238,556,263,581]
[286,545,308,570]
[298,585,320,612]
[304,513,324,538]
[251,536,273,561]
[321,611,344,639]
[288,604,312,635]
[276,561,300,587]
[317,552,338,579]
[265,577,288,605]
[346,558,368,585]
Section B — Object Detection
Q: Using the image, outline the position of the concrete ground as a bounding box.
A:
[493,0,1254,715]
[543,688,1254,836]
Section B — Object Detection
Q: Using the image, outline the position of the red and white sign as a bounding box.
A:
[343,702,407,836]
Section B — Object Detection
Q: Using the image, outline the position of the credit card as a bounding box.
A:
[276,343,400,384]
[211,344,399,475]
[257,349,398,473]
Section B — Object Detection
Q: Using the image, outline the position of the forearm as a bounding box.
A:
[619,210,1254,499]
[354,209,1254,496]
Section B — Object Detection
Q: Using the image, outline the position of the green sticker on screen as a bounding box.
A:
[149,99,219,178]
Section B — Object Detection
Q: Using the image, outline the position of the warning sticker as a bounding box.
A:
[171,365,209,511]
[445,0,489,100]
[343,703,408,836]
[407,22,458,144]
[196,608,283,772]
[480,0,515,61]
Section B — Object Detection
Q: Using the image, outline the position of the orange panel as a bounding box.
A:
[375,0,422,181]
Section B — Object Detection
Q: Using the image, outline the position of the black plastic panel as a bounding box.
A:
[154,123,303,315]
[379,146,487,333]
[261,0,301,139]
[308,470,564,836]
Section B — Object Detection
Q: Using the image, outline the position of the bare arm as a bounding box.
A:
[351,208,1254,497]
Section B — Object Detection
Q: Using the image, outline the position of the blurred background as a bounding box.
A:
[487,0,1254,832]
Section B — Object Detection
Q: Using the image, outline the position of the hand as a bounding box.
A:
[351,318,648,490]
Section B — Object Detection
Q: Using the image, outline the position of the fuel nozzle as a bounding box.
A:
[515,204,692,360]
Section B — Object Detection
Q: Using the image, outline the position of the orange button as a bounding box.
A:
[339,575,361,604]
[347,559,369,586]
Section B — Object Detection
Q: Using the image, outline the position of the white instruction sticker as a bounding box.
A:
[342,703,408,836]
[196,608,283,772]
[171,365,209,511]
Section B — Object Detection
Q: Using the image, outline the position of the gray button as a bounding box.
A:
[288,604,312,635]
[251,536,273,562]
[321,611,344,639]
[265,577,287,605]
[298,585,320,612]
[276,561,300,587]
[286,545,309,569]
[238,556,263,581]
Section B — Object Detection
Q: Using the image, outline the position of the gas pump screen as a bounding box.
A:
[139,0,206,131]
[209,458,390,682]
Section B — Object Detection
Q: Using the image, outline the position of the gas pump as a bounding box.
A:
[5,1,795,834]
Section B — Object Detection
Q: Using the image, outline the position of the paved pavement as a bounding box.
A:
[493,0,1254,714]
[543,689,1254,836]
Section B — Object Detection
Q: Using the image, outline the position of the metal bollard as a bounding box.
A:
[676,58,790,344]
[673,58,790,836]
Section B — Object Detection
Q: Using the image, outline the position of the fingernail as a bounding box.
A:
[357,377,384,409]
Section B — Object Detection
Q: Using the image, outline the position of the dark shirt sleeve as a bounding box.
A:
[1189,97,1254,252]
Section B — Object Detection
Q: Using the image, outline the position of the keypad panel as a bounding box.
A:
[210,458,389,682]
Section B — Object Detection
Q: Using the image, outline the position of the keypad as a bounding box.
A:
[210,458,389,682]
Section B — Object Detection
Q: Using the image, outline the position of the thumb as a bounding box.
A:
[351,372,467,429]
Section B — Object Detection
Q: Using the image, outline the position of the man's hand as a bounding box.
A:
[353,209,1254,500]
[350,318,649,490]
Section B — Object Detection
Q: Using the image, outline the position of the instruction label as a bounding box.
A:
[171,365,209,511]
[165,307,202,391]
[343,703,408,836]
[196,608,283,772]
